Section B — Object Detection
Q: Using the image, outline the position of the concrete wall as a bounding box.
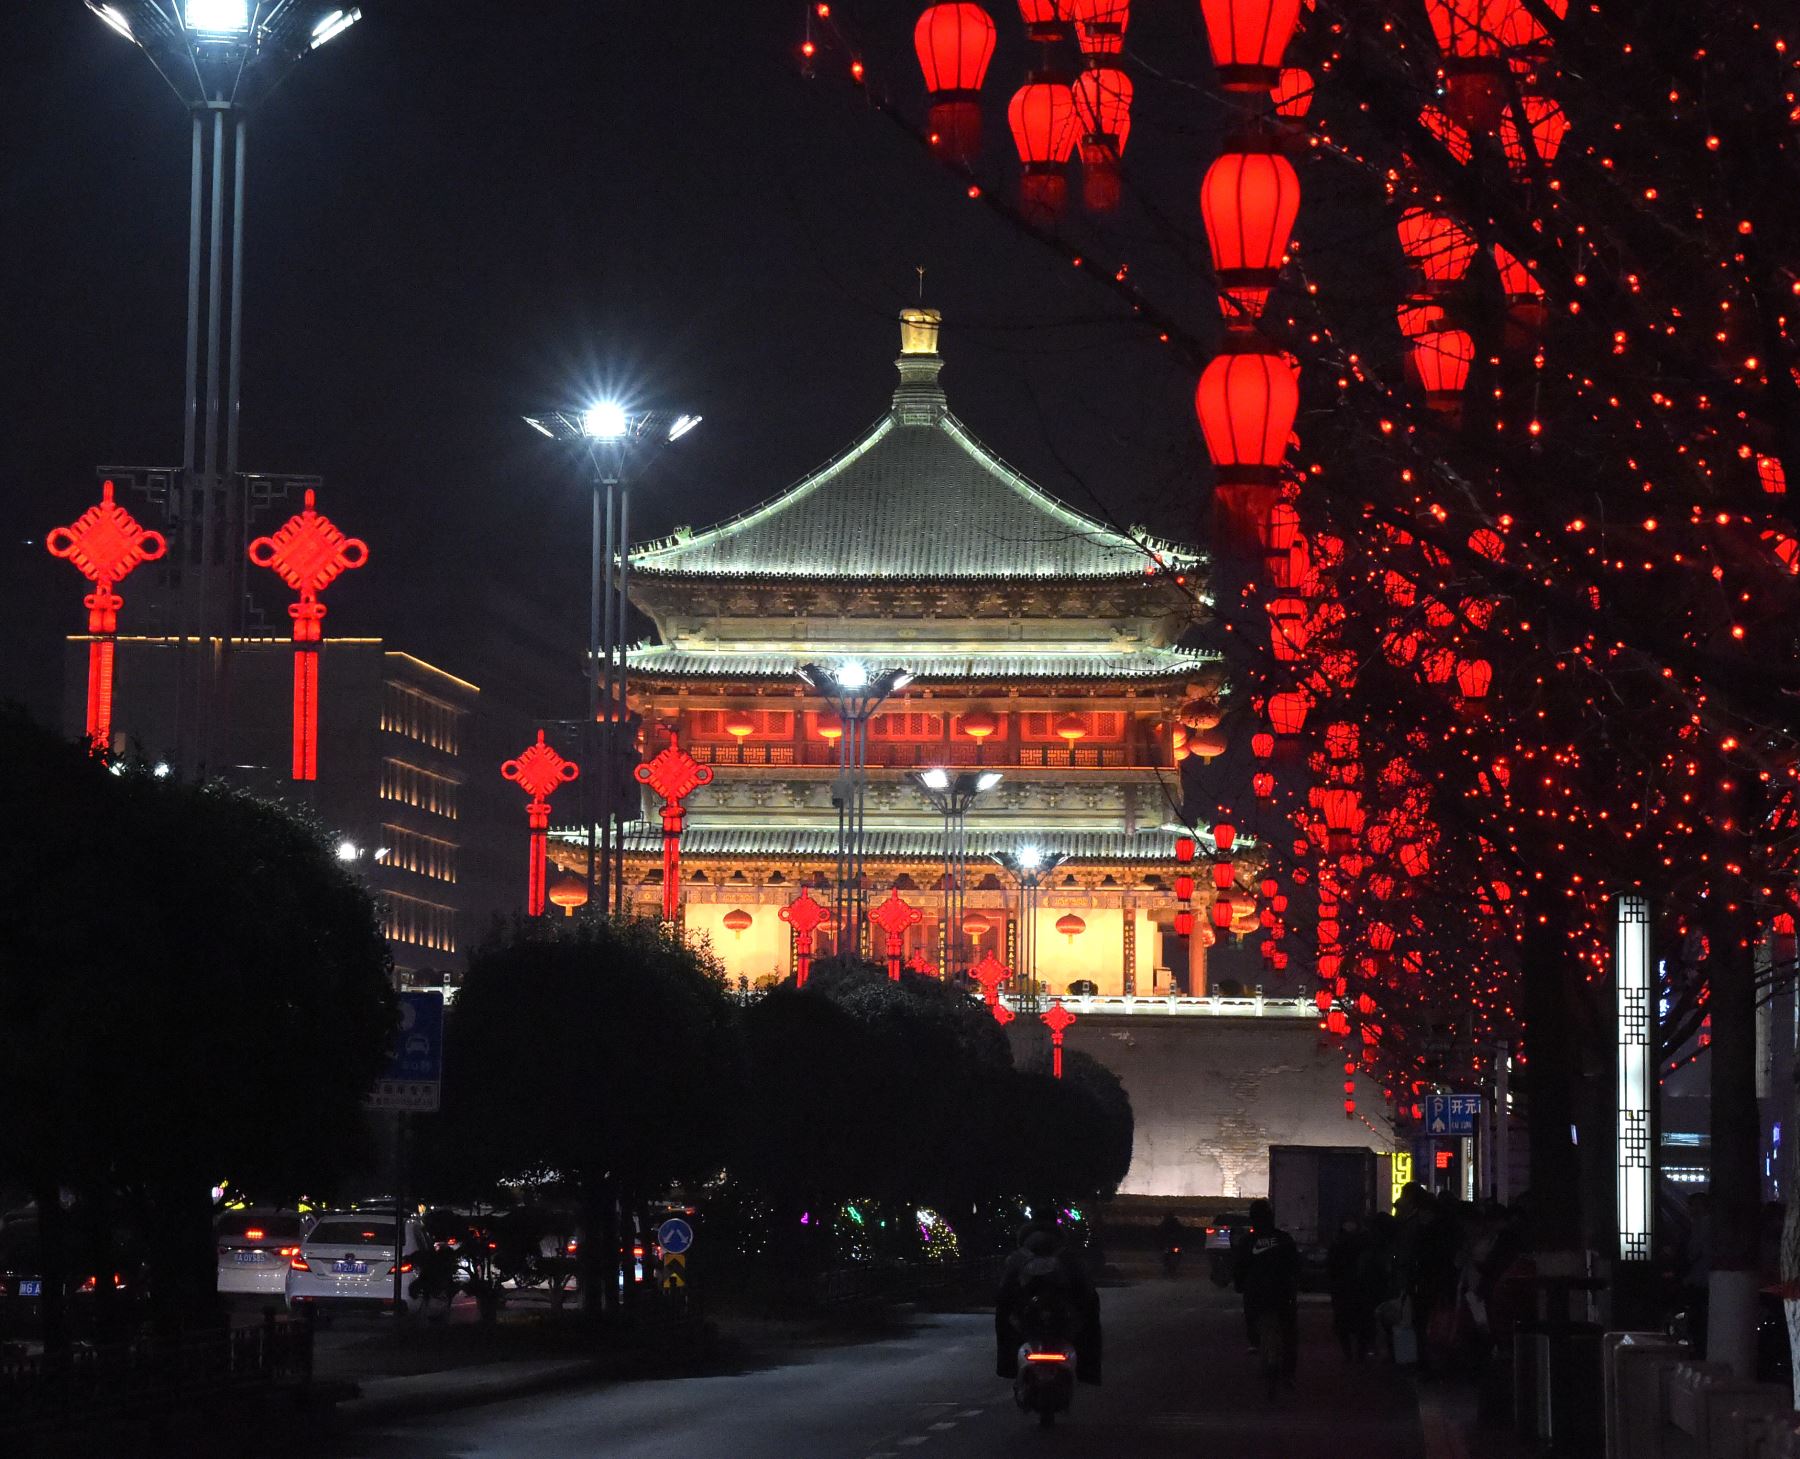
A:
[1017,1013,1394,1199]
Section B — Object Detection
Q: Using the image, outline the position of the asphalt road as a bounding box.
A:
[318,1276,1427,1459]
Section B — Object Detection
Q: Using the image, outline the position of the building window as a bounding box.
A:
[381,758,460,820]
[382,823,457,884]
[381,681,463,754]
[383,891,458,954]
[869,711,945,741]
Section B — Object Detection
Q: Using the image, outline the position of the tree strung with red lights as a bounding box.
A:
[799,1,1800,1344]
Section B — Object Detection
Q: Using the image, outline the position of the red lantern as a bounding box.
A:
[1009,78,1079,216]
[1201,149,1300,321]
[1017,0,1069,43]
[1211,896,1235,929]
[960,708,999,739]
[1267,595,1311,660]
[1055,712,1088,742]
[1212,862,1235,890]
[1270,67,1313,118]
[1175,874,1196,901]
[915,4,999,164]
[1198,347,1300,555]
[1055,913,1088,942]
[548,874,589,918]
[1174,908,1196,937]
[1072,66,1133,212]
[1252,770,1275,798]
[1421,0,1514,128]
[1070,0,1129,55]
[1759,456,1787,496]
[1456,658,1493,698]
[722,908,754,938]
[1175,835,1198,863]
[1412,329,1474,417]
[1213,823,1237,852]
[1267,689,1311,735]
[1251,730,1275,759]
[1397,209,1478,289]
[1499,94,1569,172]
[1199,0,1303,91]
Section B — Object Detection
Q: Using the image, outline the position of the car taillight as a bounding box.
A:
[245,1228,265,1241]
[1024,1351,1069,1363]
[1205,1227,1216,1236]
[78,1276,97,1293]
[279,1246,300,1258]
[290,1254,311,1272]
[1172,1246,1181,1253]
[386,1261,414,1275]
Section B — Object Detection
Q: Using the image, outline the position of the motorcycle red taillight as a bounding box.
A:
[1024,1351,1070,1363]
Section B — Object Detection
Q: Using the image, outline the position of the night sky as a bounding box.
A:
[2,1,1251,726]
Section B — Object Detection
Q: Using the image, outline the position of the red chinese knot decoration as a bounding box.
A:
[971,949,1011,1016]
[780,887,831,988]
[47,479,167,752]
[1041,999,1078,1078]
[869,887,924,981]
[502,730,580,917]
[247,489,368,780]
[635,736,714,922]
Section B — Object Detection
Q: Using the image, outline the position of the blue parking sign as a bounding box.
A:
[1425,1093,1480,1136]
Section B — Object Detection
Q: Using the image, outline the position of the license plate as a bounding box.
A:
[18,1280,41,1297]
[233,1251,266,1264]
[332,1261,367,1275]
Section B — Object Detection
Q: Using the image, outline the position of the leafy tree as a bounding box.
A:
[435,916,741,1314]
[0,710,393,1344]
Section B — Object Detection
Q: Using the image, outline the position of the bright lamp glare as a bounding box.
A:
[185,0,251,34]
[523,415,555,438]
[335,840,360,863]
[920,768,950,792]
[91,3,134,39]
[310,7,361,48]
[153,761,172,779]
[834,660,869,690]
[1018,845,1043,870]
[975,771,1003,792]
[582,402,630,439]
[668,414,702,441]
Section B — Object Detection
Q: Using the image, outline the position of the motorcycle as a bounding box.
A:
[1161,1244,1182,1278]
[1011,1290,1077,1427]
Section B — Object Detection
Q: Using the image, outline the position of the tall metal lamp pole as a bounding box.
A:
[908,769,1002,978]
[993,846,1067,1014]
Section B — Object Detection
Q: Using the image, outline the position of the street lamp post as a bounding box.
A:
[907,768,1002,978]
[88,2,363,776]
[799,661,912,958]
[992,846,1068,1014]
[524,408,701,915]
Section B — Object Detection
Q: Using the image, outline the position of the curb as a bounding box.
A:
[331,1356,606,1426]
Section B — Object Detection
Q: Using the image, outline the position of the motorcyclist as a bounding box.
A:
[1232,1198,1299,1380]
[994,1219,1102,1385]
[1157,1211,1186,1274]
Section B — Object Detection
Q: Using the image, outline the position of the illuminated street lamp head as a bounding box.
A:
[88,3,361,108]
[920,767,951,792]
[582,401,631,440]
[1018,845,1043,870]
[975,771,1003,793]
[335,840,360,863]
[668,414,703,441]
[834,659,870,691]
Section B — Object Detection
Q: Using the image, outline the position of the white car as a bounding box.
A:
[216,1210,311,1298]
[286,1212,429,1315]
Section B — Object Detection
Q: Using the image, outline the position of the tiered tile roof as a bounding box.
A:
[626,646,1219,683]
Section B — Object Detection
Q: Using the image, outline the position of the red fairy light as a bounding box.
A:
[248,489,368,781]
[47,480,167,752]
[635,737,714,922]
[1199,0,1303,92]
[501,731,580,916]
[916,4,998,164]
[1200,148,1301,320]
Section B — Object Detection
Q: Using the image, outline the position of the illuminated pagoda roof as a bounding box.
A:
[631,309,1201,586]
[627,645,1219,683]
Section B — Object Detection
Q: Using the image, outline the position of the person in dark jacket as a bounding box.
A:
[1233,1199,1299,1378]
[1327,1217,1376,1361]
[995,1221,1102,1385]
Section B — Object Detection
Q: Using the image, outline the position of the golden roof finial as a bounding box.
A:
[899,304,942,356]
